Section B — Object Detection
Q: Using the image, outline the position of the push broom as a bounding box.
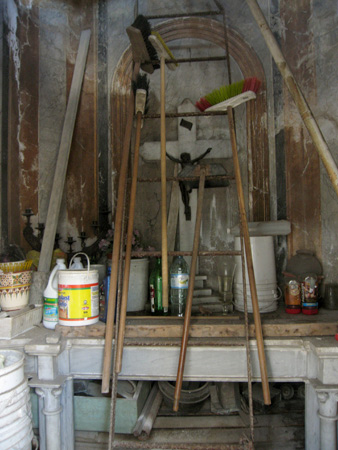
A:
[195,77,261,112]
[101,16,158,395]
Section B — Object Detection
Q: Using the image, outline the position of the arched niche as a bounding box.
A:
[111,17,270,221]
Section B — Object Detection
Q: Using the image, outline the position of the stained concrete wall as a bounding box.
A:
[1,0,338,286]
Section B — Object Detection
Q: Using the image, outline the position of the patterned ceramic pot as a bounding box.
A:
[0,270,33,288]
[0,288,30,311]
[0,271,32,311]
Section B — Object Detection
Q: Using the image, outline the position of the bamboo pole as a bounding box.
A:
[173,167,206,411]
[246,0,338,198]
[227,106,271,405]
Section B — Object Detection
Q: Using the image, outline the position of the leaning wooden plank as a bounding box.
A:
[38,29,91,274]
[246,0,338,198]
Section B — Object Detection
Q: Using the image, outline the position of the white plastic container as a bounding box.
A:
[58,259,99,326]
[127,258,149,312]
[234,236,278,313]
[43,258,67,330]
[0,350,33,450]
[70,256,84,269]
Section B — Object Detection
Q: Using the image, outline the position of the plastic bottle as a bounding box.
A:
[70,257,84,270]
[170,255,189,317]
[100,265,111,323]
[43,258,67,329]
[301,274,319,315]
[149,258,163,315]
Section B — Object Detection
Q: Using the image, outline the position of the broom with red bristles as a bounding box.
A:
[195,77,261,112]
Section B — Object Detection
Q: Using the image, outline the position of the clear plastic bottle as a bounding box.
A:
[43,258,67,329]
[170,255,189,317]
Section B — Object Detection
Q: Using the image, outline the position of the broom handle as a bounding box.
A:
[115,110,142,374]
[246,0,338,198]
[227,106,271,406]
[160,55,169,313]
[173,168,206,412]
[101,62,140,394]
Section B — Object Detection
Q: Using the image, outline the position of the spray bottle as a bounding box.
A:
[43,258,67,330]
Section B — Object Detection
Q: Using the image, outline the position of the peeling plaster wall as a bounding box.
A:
[0,3,3,249]
[1,0,338,286]
[312,0,338,282]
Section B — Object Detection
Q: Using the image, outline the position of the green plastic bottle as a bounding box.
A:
[149,258,163,315]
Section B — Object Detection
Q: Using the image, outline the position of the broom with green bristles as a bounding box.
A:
[195,77,261,112]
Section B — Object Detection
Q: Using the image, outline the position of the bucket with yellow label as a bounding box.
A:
[58,268,99,326]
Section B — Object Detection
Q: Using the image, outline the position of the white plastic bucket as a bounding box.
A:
[0,389,31,429]
[234,283,279,313]
[0,381,28,416]
[0,350,25,394]
[127,258,149,312]
[0,350,33,450]
[234,236,278,313]
[58,267,99,326]
[0,414,33,450]
[0,382,30,423]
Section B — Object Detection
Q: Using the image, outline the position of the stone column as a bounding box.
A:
[36,385,63,450]
[317,389,338,450]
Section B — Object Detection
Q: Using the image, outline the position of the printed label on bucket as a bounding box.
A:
[58,283,99,321]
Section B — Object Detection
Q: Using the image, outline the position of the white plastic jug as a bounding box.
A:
[70,256,84,270]
[43,258,67,330]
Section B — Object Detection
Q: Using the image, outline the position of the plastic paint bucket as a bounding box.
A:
[233,236,278,313]
[58,268,99,327]
[0,350,33,450]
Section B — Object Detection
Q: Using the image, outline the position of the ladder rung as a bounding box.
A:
[137,175,234,183]
[130,250,242,258]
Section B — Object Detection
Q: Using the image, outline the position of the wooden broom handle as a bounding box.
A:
[173,168,206,412]
[160,55,169,313]
[115,110,142,374]
[101,62,140,394]
[227,106,271,405]
[246,0,338,198]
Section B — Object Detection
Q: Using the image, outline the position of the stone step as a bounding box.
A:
[193,295,220,304]
[194,275,207,289]
[193,288,213,297]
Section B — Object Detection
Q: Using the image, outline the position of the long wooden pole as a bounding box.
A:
[101,62,140,394]
[173,167,206,412]
[115,96,145,374]
[246,0,338,198]
[227,106,271,405]
[160,54,169,314]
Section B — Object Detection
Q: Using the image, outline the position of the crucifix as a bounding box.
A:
[140,98,228,270]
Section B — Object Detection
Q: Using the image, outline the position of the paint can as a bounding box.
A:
[58,253,99,326]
